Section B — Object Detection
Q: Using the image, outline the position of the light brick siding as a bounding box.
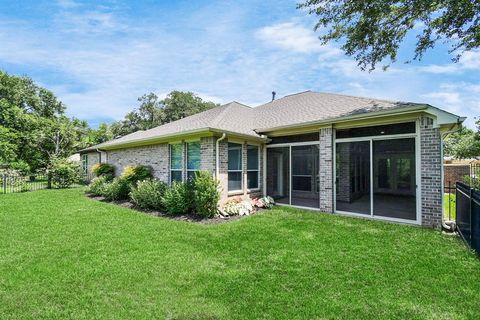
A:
[319,128,333,212]
[200,137,216,175]
[107,144,169,183]
[420,116,442,228]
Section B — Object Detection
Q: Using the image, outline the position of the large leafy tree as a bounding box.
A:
[444,120,480,159]
[0,70,86,171]
[111,91,218,137]
[298,0,480,70]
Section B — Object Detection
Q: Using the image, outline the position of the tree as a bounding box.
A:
[298,0,480,70]
[444,123,480,159]
[110,91,218,137]
[163,91,217,123]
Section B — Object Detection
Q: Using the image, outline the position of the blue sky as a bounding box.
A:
[1,0,479,128]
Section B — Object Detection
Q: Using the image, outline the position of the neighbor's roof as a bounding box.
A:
[81,90,462,152]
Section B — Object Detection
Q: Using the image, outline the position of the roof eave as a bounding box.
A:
[80,127,267,153]
[255,105,430,133]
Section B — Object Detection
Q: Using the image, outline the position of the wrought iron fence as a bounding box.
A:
[0,173,50,194]
[456,182,480,255]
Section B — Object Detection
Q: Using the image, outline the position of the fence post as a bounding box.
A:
[2,173,5,194]
[470,186,473,244]
[47,171,52,189]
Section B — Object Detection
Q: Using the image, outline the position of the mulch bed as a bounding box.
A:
[87,194,261,224]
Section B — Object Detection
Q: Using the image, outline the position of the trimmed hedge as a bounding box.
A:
[130,179,167,210]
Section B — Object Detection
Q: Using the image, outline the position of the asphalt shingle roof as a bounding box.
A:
[252,91,418,131]
[83,91,431,151]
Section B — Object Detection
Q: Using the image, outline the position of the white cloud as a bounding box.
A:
[419,50,480,74]
[255,22,341,57]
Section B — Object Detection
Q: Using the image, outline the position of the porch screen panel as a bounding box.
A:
[373,138,416,220]
[335,141,371,215]
[266,147,290,204]
[291,145,319,208]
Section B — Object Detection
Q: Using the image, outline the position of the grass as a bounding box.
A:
[444,193,456,221]
[1,189,479,319]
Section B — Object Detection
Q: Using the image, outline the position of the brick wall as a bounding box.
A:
[420,116,442,228]
[107,144,170,183]
[444,164,469,186]
[319,128,333,212]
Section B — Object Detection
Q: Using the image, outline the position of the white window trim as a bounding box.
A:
[247,144,260,192]
[228,142,243,193]
[81,154,88,175]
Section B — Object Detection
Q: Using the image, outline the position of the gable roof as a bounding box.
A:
[85,101,259,151]
[81,91,463,152]
[252,91,424,132]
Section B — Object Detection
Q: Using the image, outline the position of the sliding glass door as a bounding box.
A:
[373,138,416,220]
[266,147,290,205]
[335,141,371,215]
[266,144,320,209]
[291,145,319,208]
[335,137,417,222]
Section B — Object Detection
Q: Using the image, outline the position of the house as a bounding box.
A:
[80,91,464,228]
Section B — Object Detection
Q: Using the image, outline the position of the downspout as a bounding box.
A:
[440,123,462,231]
[95,149,102,163]
[215,133,227,178]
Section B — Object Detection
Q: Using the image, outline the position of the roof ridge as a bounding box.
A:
[210,103,236,127]
[309,90,404,104]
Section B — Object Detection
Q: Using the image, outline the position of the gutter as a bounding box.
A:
[255,105,429,133]
[215,133,227,178]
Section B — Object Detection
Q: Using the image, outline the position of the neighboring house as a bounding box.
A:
[80,91,464,228]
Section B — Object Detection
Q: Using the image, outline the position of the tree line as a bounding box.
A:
[0,70,218,173]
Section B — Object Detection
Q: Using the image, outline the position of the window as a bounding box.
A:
[336,122,416,139]
[170,144,183,184]
[228,143,242,191]
[247,145,259,189]
[187,141,200,181]
[81,154,88,175]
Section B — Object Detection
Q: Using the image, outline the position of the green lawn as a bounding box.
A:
[1,189,479,319]
[444,193,456,221]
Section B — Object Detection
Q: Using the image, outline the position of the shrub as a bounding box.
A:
[92,163,115,181]
[162,181,192,215]
[193,171,220,218]
[463,175,480,190]
[86,176,109,196]
[49,158,80,189]
[130,179,167,210]
[121,165,153,184]
[9,161,31,175]
[103,177,130,201]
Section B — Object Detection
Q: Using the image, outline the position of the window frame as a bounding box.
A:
[81,154,88,175]
[186,141,201,181]
[246,144,260,191]
[227,142,243,193]
[170,143,183,184]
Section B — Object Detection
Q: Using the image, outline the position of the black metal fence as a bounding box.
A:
[0,173,50,194]
[456,182,480,255]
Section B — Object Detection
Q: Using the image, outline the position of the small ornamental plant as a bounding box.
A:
[121,165,153,185]
[130,179,167,210]
[91,163,115,181]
